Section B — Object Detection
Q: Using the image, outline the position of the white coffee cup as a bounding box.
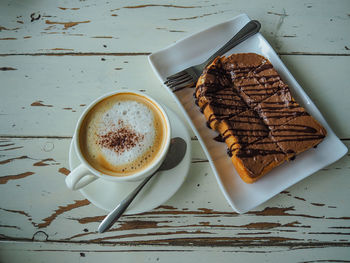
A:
[66,90,171,190]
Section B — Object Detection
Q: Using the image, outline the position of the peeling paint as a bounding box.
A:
[34,199,90,228]
[0,67,17,71]
[33,158,58,166]
[169,30,186,33]
[169,12,220,21]
[0,224,21,230]
[0,143,15,147]
[58,167,70,175]
[311,203,326,207]
[51,48,74,51]
[0,146,23,151]
[0,207,32,219]
[158,205,178,210]
[294,196,306,201]
[0,155,29,165]
[0,171,35,184]
[242,222,281,229]
[91,36,113,39]
[123,4,199,9]
[0,26,20,31]
[248,207,295,216]
[31,100,53,107]
[90,230,208,242]
[267,11,289,17]
[45,20,90,29]
[58,7,80,10]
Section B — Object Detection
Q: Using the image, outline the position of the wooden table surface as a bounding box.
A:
[1,0,350,262]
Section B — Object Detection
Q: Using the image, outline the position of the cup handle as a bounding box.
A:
[65,163,98,190]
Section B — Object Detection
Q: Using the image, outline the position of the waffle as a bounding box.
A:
[195,53,327,183]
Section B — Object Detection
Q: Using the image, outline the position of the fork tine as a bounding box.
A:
[168,79,195,91]
[165,73,192,85]
[165,70,187,81]
[167,75,193,88]
[171,80,196,92]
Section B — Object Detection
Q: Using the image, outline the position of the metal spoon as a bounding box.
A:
[98,137,187,233]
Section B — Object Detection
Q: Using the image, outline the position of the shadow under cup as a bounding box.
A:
[76,91,171,181]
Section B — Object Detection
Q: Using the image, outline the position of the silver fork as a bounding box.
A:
[164,20,261,92]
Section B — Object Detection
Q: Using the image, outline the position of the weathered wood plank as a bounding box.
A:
[0,0,349,55]
[1,241,350,263]
[1,0,349,261]
[0,137,349,246]
[0,55,349,138]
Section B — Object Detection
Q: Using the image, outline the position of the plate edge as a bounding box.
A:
[147,15,348,214]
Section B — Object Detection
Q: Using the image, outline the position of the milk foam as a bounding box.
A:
[81,93,166,176]
[95,100,155,167]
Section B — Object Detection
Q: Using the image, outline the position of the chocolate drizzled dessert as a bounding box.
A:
[195,53,327,183]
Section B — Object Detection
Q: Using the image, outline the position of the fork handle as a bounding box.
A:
[204,20,261,66]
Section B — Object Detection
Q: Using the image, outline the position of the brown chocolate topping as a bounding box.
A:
[213,134,225,142]
[223,110,269,154]
[196,60,249,127]
[271,115,326,155]
[194,53,327,180]
[255,88,307,127]
[235,136,285,178]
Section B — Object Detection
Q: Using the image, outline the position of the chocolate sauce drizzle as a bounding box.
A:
[195,67,249,128]
[194,54,326,175]
[213,134,225,142]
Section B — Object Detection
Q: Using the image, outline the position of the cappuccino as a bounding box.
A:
[79,93,167,177]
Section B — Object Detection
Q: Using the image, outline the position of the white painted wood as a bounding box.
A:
[0,54,187,136]
[0,0,349,54]
[1,241,350,263]
[0,55,349,137]
[0,138,349,245]
[1,0,349,261]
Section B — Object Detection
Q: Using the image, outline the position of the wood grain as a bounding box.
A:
[0,0,349,55]
[1,242,349,263]
[0,0,349,261]
[0,138,349,248]
[0,55,349,138]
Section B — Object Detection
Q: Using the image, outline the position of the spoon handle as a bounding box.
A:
[98,172,155,233]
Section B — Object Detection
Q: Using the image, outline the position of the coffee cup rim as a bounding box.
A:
[73,90,171,182]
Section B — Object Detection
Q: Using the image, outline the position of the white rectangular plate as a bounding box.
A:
[148,14,348,213]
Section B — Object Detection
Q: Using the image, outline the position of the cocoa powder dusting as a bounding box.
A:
[97,125,144,154]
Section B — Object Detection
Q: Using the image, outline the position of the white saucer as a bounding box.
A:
[69,106,191,214]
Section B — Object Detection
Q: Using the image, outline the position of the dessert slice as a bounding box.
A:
[201,88,248,130]
[218,109,269,155]
[232,136,287,183]
[270,114,327,157]
[196,58,248,130]
[255,87,306,128]
[222,53,287,106]
[194,52,327,183]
